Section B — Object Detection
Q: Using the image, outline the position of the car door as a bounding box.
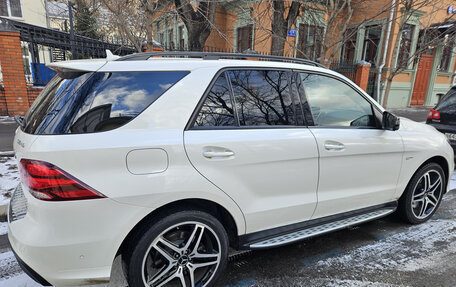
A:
[184,69,319,233]
[297,72,404,219]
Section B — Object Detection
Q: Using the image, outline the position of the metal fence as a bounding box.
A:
[330,60,357,82]
[1,17,137,86]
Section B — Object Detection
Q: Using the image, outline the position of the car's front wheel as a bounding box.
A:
[126,210,228,287]
[399,162,445,224]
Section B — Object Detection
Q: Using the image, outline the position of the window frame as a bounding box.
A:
[439,39,454,72]
[296,24,323,60]
[236,25,253,53]
[361,25,382,66]
[186,67,308,131]
[294,69,383,129]
[397,24,415,69]
[0,0,23,19]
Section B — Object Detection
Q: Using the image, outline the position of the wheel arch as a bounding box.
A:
[115,198,241,261]
[420,156,450,193]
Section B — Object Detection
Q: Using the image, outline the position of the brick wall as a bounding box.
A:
[0,30,29,116]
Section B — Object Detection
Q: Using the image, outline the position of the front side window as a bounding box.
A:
[24,71,189,134]
[194,73,236,127]
[300,73,376,127]
[228,70,300,126]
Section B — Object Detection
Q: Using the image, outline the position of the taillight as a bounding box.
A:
[19,159,106,201]
[427,109,440,120]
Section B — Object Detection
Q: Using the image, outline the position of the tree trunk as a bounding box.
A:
[383,76,393,108]
[174,0,215,51]
[270,1,301,56]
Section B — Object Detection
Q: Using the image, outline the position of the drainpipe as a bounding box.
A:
[377,0,395,104]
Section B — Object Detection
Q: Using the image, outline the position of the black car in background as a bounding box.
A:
[427,86,456,153]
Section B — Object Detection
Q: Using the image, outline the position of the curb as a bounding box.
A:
[0,151,14,157]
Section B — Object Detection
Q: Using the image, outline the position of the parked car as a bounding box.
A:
[8,52,454,287]
[427,86,456,154]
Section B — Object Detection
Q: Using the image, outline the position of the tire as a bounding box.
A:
[126,210,229,287]
[398,163,445,224]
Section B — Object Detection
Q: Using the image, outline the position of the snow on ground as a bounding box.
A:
[0,222,7,236]
[0,156,20,206]
[0,273,42,287]
[316,182,456,273]
[450,171,456,190]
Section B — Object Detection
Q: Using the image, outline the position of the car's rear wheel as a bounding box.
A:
[126,210,228,287]
[399,163,445,224]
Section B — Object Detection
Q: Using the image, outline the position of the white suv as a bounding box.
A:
[8,52,454,287]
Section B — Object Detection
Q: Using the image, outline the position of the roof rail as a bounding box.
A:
[116,51,327,68]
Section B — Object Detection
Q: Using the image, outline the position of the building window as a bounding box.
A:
[341,28,357,62]
[297,24,323,60]
[440,39,454,72]
[397,24,414,68]
[237,24,253,52]
[362,25,382,66]
[168,29,174,50]
[178,26,185,50]
[0,0,22,18]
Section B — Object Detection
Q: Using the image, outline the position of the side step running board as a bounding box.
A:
[249,208,395,249]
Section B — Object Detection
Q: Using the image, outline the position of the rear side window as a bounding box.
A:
[24,71,189,134]
[228,70,300,126]
[436,88,456,111]
[194,73,236,127]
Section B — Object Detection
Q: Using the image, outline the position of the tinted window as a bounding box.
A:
[228,70,301,126]
[194,73,236,127]
[300,73,375,127]
[24,71,189,134]
[436,88,456,112]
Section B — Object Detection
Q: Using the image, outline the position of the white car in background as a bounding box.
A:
[8,52,454,287]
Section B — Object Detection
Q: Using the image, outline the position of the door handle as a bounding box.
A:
[202,151,235,159]
[324,141,345,151]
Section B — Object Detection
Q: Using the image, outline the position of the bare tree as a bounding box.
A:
[99,0,155,51]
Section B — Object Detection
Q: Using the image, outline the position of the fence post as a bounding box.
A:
[355,61,371,92]
[0,21,29,116]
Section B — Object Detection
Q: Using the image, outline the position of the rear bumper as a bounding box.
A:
[8,184,152,286]
[10,247,52,286]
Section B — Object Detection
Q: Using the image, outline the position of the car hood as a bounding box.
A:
[399,117,438,133]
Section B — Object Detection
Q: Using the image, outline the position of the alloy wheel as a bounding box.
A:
[411,170,443,219]
[141,221,221,287]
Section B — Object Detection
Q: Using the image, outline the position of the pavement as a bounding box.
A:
[388,106,430,122]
